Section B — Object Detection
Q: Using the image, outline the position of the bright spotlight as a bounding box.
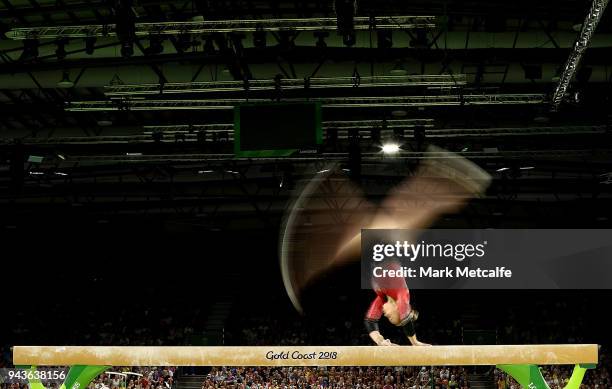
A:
[381,143,400,154]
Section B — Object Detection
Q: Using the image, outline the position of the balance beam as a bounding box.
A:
[13,345,598,366]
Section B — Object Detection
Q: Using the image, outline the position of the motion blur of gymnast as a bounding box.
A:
[281,146,491,346]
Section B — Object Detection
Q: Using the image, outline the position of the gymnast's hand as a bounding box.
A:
[409,338,431,347]
[379,338,398,346]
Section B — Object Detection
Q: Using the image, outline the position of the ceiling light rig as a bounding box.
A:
[67,94,546,112]
[104,75,467,96]
[6,16,436,40]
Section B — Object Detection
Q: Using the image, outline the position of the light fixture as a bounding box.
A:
[253,27,266,48]
[116,0,136,58]
[410,29,429,48]
[55,38,68,60]
[377,30,393,49]
[391,109,408,117]
[144,34,164,55]
[390,61,408,76]
[314,31,329,49]
[97,114,113,126]
[335,0,356,36]
[174,33,193,54]
[381,143,400,154]
[19,39,39,61]
[496,167,509,172]
[278,30,295,51]
[85,36,96,55]
[203,36,215,55]
[57,70,74,88]
[121,41,134,57]
[342,32,356,46]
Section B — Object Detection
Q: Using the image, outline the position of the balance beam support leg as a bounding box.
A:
[497,364,550,389]
[497,363,596,389]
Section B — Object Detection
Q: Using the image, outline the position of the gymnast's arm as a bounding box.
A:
[402,321,430,346]
[365,319,396,346]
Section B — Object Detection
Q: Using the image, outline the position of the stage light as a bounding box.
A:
[203,36,215,55]
[253,28,266,48]
[20,39,39,61]
[377,30,393,49]
[390,61,407,75]
[314,31,328,49]
[391,109,408,117]
[144,35,164,55]
[381,143,400,154]
[115,0,136,58]
[278,31,296,51]
[335,0,356,36]
[55,38,68,60]
[97,115,113,127]
[85,36,96,55]
[121,41,134,58]
[410,29,429,49]
[57,70,74,88]
[342,32,356,47]
[496,167,509,172]
[174,34,192,54]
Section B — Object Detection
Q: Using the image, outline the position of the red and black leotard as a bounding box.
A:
[364,262,416,338]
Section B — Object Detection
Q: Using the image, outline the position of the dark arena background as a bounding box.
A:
[1,1,612,389]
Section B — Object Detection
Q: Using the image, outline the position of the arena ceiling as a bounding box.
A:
[0,0,611,230]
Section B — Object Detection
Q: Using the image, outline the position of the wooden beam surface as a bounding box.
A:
[13,345,599,366]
